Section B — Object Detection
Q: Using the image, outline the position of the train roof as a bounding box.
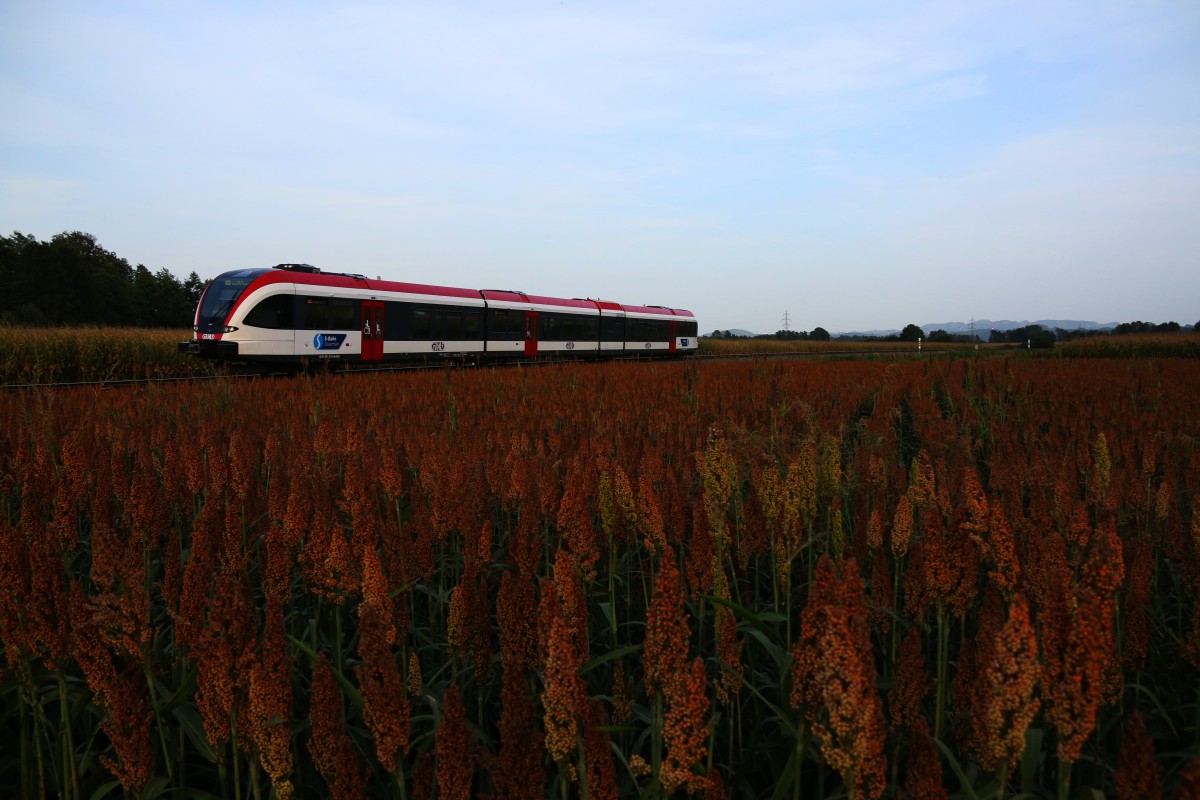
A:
[218,266,692,316]
[258,266,480,300]
[623,304,695,318]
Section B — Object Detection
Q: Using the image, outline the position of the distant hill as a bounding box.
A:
[705,328,760,338]
[712,320,1141,340]
[921,319,1119,335]
[835,319,1120,338]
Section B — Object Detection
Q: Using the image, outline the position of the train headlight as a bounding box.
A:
[222,326,239,333]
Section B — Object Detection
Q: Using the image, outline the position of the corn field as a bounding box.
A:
[2,356,1199,799]
[0,328,218,384]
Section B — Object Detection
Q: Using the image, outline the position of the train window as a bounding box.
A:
[679,321,697,338]
[445,311,462,340]
[463,311,482,339]
[331,298,356,330]
[199,278,253,326]
[489,308,520,338]
[412,309,430,339]
[302,297,330,329]
[384,301,407,340]
[243,294,293,329]
[602,316,624,342]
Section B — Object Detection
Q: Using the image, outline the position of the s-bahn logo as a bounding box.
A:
[313,333,346,350]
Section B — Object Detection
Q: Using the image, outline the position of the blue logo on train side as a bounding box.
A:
[313,333,346,350]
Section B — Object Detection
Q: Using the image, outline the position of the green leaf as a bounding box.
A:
[172,703,217,763]
[179,790,224,800]
[88,779,122,800]
[140,776,171,799]
[931,736,982,800]
[287,633,364,710]
[157,668,198,714]
[1020,726,1043,795]
[729,666,795,738]
[768,746,796,800]
[744,627,789,674]
[703,594,767,628]
[597,601,616,632]
[582,644,641,675]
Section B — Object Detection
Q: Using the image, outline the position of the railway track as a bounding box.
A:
[0,345,990,391]
[691,345,986,362]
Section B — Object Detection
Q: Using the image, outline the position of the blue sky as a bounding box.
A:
[2,1,1198,333]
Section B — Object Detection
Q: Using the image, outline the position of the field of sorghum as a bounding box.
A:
[2,355,1199,799]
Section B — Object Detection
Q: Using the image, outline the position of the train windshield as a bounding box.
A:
[196,270,267,326]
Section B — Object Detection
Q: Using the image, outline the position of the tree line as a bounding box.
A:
[4,231,1195,337]
[710,319,1198,349]
[0,231,205,328]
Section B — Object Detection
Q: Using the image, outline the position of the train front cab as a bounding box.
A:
[180,269,274,360]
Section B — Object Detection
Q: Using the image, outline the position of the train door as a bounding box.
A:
[668,321,678,354]
[524,311,539,357]
[362,301,384,361]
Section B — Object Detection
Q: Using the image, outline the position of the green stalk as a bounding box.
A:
[891,555,902,669]
[1056,759,1071,800]
[144,661,174,782]
[232,713,242,800]
[792,723,802,800]
[249,758,261,800]
[395,757,409,800]
[652,691,663,783]
[58,674,79,800]
[335,603,344,681]
[934,602,947,741]
[20,684,31,800]
[771,531,780,620]
[577,729,591,800]
[28,679,47,800]
[726,699,736,777]
[218,751,228,799]
[608,528,618,646]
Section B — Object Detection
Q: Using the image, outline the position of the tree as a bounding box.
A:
[1002,324,1055,348]
[0,230,203,327]
[900,323,924,342]
[1029,328,1056,348]
[809,326,830,341]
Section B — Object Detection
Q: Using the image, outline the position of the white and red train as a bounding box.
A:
[179,263,698,366]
